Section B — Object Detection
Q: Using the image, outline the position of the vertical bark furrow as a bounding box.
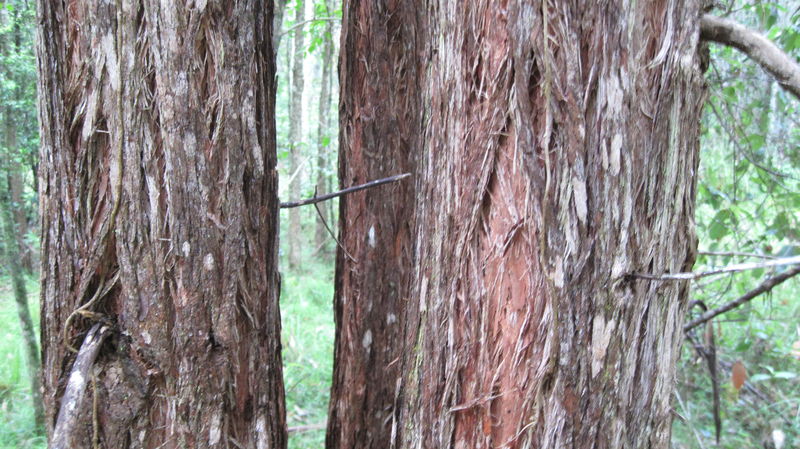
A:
[37,1,285,448]
[333,1,706,448]
[326,1,422,448]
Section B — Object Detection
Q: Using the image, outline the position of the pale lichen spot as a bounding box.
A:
[591,315,615,378]
[182,241,191,257]
[209,410,222,444]
[610,134,622,176]
[102,34,120,91]
[387,313,397,325]
[204,253,215,271]
[552,258,565,289]
[419,277,428,312]
[255,414,269,449]
[572,177,588,224]
[362,329,373,351]
[368,225,376,248]
[141,331,151,345]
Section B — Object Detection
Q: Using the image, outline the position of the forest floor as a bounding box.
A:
[0,259,335,449]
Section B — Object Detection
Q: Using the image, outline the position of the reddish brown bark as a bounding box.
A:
[325,1,421,447]
[36,1,286,448]
[330,1,707,448]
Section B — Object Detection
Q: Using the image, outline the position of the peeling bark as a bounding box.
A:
[331,1,707,448]
[325,1,421,447]
[36,1,286,448]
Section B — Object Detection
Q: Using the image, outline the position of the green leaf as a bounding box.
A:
[746,133,766,151]
[708,209,736,240]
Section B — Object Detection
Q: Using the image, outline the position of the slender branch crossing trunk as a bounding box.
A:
[329,1,707,448]
[36,1,286,447]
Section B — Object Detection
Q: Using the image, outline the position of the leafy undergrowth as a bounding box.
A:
[281,258,335,449]
[672,272,800,449]
[0,276,45,449]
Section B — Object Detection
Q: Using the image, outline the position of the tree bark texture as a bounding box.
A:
[326,1,421,447]
[36,1,286,448]
[287,0,305,268]
[330,1,707,448]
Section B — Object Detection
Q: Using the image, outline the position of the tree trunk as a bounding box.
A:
[1,6,34,273]
[287,0,306,269]
[325,1,420,446]
[36,2,286,448]
[273,0,289,56]
[314,0,334,253]
[0,175,43,428]
[329,1,707,448]
[8,169,33,271]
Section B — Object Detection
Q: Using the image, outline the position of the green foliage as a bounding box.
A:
[0,0,38,165]
[280,260,335,449]
[674,2,800,447]
[0,275,44,449]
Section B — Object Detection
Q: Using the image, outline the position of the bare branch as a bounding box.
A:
[288,422,327,434]
[631,255,800,281]
[698,250,776,260]
[701,14,800,100]
[683,264,800,332]
[280,17,339,37]
[51,324,110,449]
[280,173,411,209]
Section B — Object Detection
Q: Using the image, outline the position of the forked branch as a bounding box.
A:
[701,14,800,100]
[683,264,800,332]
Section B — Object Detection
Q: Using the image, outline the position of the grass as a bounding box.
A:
[0,262,335,449]
[671,276,800,448]
[280,258,335,449]
[3,252,795,449]
[0,275,45,449]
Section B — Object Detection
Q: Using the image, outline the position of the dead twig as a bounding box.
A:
[280,173,411,209]
[288,422,327,434]
[52,324,110,449]
[683,264,800,332]
[313,194,356,263]
[698,250,776,260]
[631,255,800,281]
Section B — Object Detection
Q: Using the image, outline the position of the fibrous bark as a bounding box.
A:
[36,1,285,448]
[330,1,707,448]
[325,1,421,447]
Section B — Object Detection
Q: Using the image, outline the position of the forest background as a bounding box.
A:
[0,0,798,448]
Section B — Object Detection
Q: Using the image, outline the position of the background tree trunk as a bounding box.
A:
[273,0,289,56]
[314,0,335,253]
[325,1,420,447]
[288,0,306,269]
[0,174,43,428]
[36,2,286,448]
[330,1,707,448]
